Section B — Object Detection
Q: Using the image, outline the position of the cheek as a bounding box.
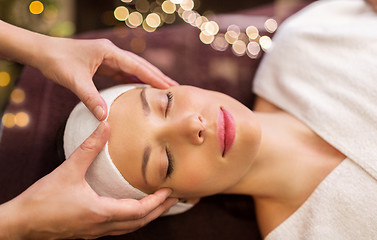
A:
[171,150,235,197]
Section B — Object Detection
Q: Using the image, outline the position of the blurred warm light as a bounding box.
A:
[2,113,15,128]
[146,13,161,28]
[232,40,246,56]
[162,1,176,14]
[15,112,30,127]
[202,21,219,36]
[246,26,259,40]
[194,15,207,28]
[181,10,192,22]
[180,0,194,11]
[121,0,133,2]
[210,34,228,51]
[114,6,130,21]
[29,1,44,15]
[0,71,10,87]
[130,38,146,53]
[136,0,150,13]
[10,88,25,104]
[259,36,272,51]
[264,18,278,33]
[225,31,237,44]
[247,41,261,58]
[170,0,183,4]
[128,12,143,27]
[227,25,240,39]
[164,14,176,24]
[142,20,157,32]
[199,32,214,44]
[177,7,184,17]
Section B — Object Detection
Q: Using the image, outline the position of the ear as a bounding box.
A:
[179,197,200,205]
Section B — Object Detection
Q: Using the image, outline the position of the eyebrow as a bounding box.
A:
[140,87,150,116]
[142,145,151,185]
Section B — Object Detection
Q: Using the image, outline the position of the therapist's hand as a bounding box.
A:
[35,37,178,121]
[0,122,177,239]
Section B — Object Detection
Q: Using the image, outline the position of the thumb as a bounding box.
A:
[68,121,110,176]
[74,79,108,121]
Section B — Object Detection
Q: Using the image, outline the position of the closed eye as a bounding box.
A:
[165,147,174,178]
[165,92,173,117]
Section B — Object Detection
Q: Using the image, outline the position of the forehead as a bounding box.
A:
[107,88,148,190]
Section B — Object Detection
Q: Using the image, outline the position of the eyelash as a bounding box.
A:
[165,92,173,117]
[165,147,174,178]
[164,91,174,178]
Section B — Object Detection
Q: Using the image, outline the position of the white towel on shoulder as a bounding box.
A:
[253,0,377,239]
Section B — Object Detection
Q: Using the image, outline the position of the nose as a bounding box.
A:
[173,114,206,145]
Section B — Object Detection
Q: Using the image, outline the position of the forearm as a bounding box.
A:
[0,199,28,240]
[0,20,48,68]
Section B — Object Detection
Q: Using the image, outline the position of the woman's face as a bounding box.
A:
[107,85,261,198]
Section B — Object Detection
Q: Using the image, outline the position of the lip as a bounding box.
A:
[217,107,236,157]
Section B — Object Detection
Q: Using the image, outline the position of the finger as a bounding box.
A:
[101,197,178,235]
[113,49,172,89]
[128,52,174,87]
[68,121,110,175]
[73,78,108,121]
[101,188,173,222]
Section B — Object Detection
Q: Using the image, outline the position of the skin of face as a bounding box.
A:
[107,85,261,199]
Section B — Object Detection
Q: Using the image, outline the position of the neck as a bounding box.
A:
[223,111,311,199]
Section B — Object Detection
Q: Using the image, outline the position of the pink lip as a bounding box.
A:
[217,107,236,157]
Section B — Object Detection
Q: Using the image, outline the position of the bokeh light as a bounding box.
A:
[247,41,261,58]
[15,112,30,127]
[227,25,240,39]
[142,20,157,32]
[121,0,133,2]
[170,0,183,4]
[114,6,130,21]
[201,21,219,36]
[2,113,15,128]
[264,18,278,33]
[146,13,161,28]
[0,72,11,87]
[135,0,150,13]
[246,26,259,40]
[259,36,272,51]
[224,31,238,44]
[180,0,194,11]
[162,0,176,14]
[10,88,25,104]
[128,12,143,27]
[29,1,44,15]
[199,32,214,44]
[232,40,246,56]
[210,34,228,51]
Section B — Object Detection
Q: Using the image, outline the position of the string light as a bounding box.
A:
[116,0,279,58]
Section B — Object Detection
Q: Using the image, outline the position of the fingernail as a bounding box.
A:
[94,105,105,120]
[94,122,106,136]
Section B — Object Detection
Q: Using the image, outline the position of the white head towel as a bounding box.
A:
[63,84,193,215]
